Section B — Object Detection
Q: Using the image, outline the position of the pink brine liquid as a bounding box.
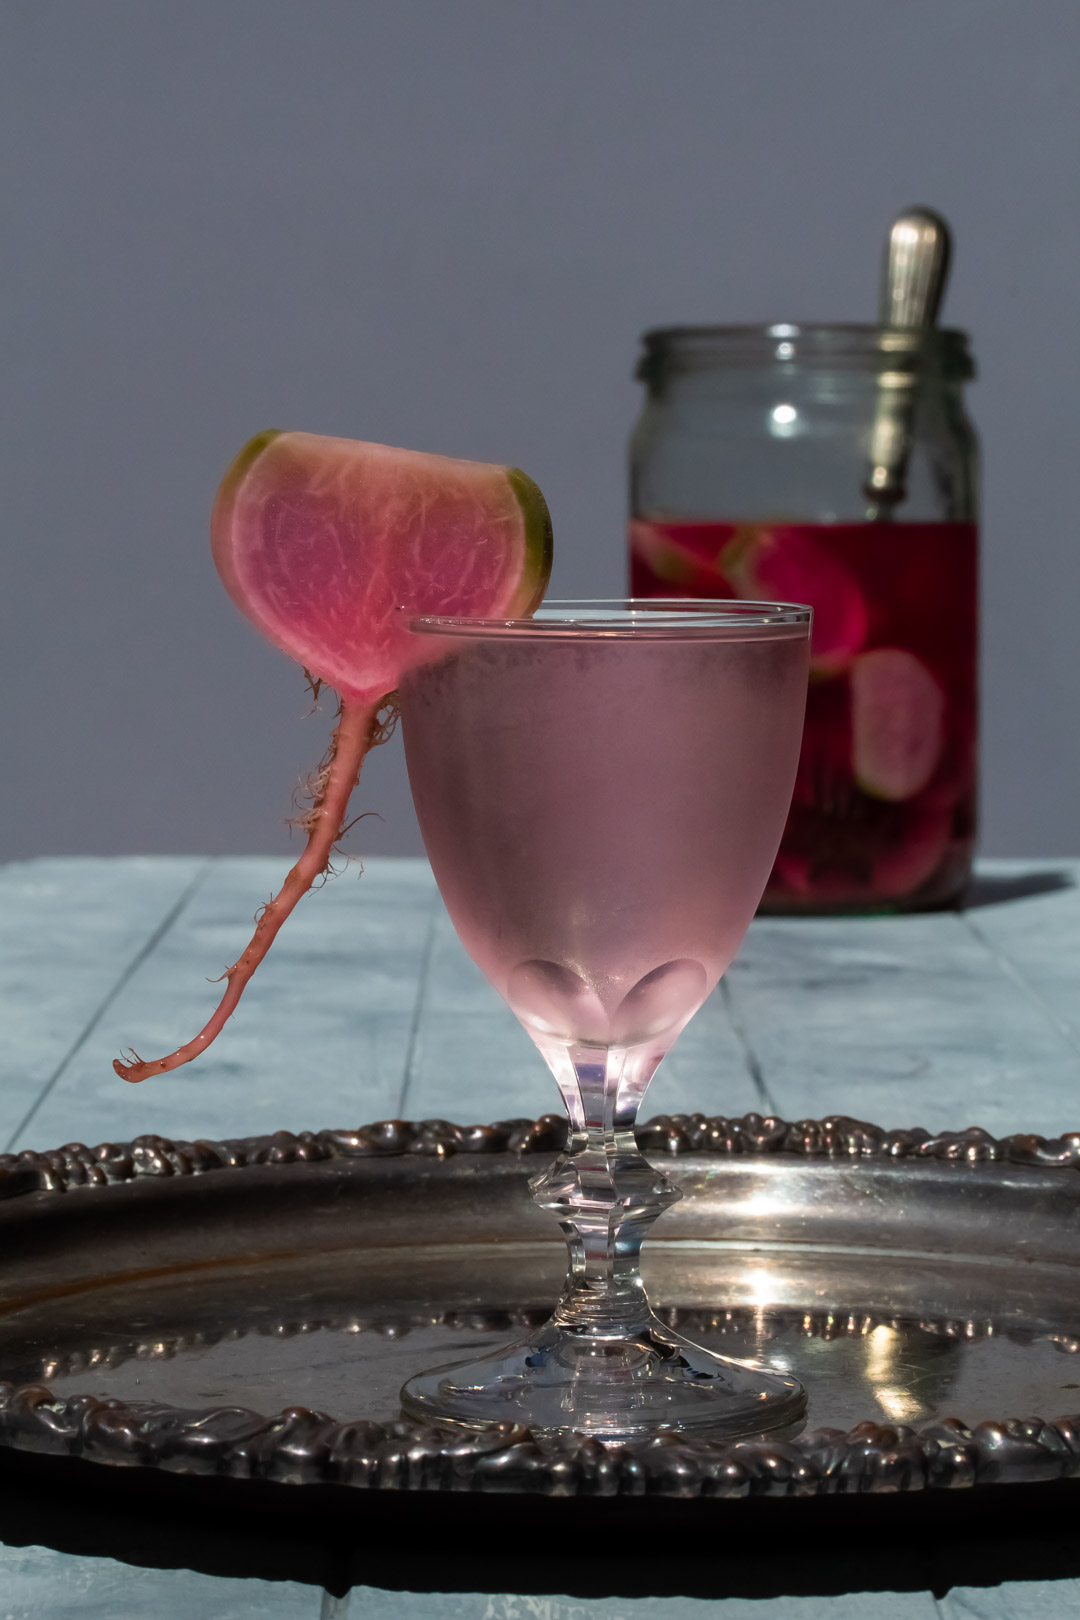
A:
[399,624,808,1049]
[631,521,978,912]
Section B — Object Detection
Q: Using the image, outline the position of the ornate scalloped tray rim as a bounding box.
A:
[4,1109,1080,1198]
[2,1382,1080,1500]
[2,1110,1080,1501]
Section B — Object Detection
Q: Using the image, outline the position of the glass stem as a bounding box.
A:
[529,1041,681,1337]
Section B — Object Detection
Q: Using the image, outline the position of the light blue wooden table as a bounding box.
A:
[1,854,1079,1619]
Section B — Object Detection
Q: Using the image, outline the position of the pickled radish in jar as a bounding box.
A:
[720,527,868,675]
[851,648,946,803]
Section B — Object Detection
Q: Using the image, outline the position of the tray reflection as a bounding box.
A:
[2,1237,1078,1434]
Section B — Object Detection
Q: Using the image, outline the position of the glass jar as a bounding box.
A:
[629,324,978,913]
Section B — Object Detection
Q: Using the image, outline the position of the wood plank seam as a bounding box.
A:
[718,972,778,1115]
[395,890,442,1120]
[960,910,1080,1060]
[4,861,212,1153]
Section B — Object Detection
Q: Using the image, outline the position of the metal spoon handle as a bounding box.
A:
[879,208,951,329]
[865,207,953,516]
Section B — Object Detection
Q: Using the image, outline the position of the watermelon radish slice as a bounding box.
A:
[214,432,552,703]
[851,647,945,802]
[720,526,868,675]
[116,432,551,1082]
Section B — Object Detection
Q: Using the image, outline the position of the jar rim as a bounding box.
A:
[638,322,974,380]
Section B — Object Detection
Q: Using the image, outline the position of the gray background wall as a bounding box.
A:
[2,0,1077,863]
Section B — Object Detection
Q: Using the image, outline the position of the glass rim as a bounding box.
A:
[637,322,975,380]
[406,597,812,640]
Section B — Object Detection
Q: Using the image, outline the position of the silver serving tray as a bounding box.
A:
[1,1111,1079,1501]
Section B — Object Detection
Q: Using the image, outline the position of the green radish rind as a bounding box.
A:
[215,428,284,506]
[504,465,554,616]
[210,430,286,662]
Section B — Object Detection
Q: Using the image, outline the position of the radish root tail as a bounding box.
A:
[114,691,391,1083]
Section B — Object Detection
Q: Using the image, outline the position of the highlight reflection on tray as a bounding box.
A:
[3,1241,1079,1436]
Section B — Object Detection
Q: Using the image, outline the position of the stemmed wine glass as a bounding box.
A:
[396,599,811,1440]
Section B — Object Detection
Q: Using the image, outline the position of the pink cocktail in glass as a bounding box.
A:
[398,600,811,1439]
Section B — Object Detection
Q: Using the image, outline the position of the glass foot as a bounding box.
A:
[400,1314,805,1441]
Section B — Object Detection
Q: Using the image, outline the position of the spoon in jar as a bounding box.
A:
[864,207,952,519]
